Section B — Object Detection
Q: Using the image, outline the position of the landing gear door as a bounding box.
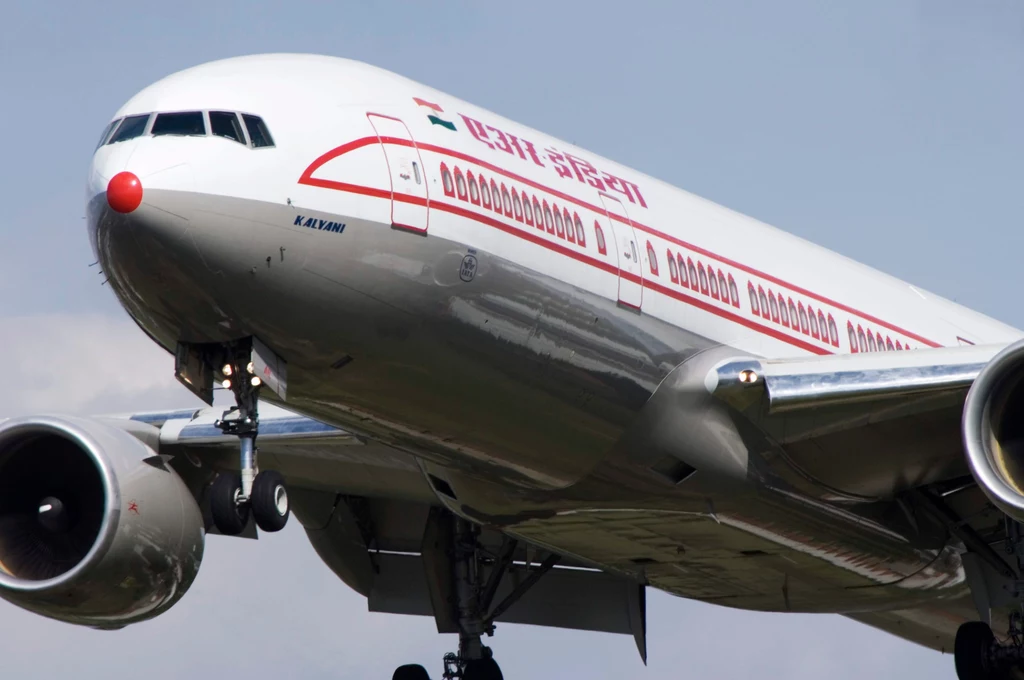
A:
[367,113,429,234]
[599,193,643,310]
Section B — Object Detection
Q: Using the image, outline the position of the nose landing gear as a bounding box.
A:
[209,352,290,536]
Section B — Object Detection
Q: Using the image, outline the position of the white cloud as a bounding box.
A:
[0,313,200,417]
[0,312,954,679]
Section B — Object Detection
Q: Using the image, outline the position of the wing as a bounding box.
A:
[707,340,1024,647]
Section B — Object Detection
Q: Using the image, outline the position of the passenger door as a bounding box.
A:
[599,193,643,310]
[367,114,429,233]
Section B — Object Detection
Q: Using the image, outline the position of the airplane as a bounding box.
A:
[1,51,1021,680]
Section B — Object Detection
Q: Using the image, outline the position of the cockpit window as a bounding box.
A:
[209,111,245,144]
[108,114,149,144]
[151,111,206,137]
[96,119,121,149]
[242,114,274,148]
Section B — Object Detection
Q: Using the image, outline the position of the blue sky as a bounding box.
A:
[1,0,1022,677]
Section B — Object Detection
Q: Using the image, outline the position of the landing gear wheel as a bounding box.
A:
[251,470,290,532]
[955,621,998,680]
[392,664,431,680]
[463,657,503,680]
[210,473,249,536]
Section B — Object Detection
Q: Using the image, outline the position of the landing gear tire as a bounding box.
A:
[955,621,999,680]
[210,473,249,536]
[392,664,431,680]
[251,470,290,532]
[463,657,503,680]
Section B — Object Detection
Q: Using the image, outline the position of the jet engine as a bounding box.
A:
[0,415,204,628]
[963,338,1024,525]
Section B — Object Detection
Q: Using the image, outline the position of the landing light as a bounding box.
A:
[738,369,759,384]
[222,364,233,377]
[250,376,262,387]
[246,362,255,374]
[222,379,232,389]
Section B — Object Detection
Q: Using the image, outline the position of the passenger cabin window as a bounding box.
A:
[522,194,533,224]
[563,209,575,243]
[595,222,607,254]
[441,165,454,196]
[209,111,246,144]
[779,298,790,326]
[533,198,543,229]
[677,255,688,285]
[574,214,586,245]
[108,114,150,144]
[468,174,480,204]
[553,207,565,237]
[668,251,679,282]
[242,114,274,148]
[151,111,206,137]
[748,283,759,314]
[512,191,523,220]
[543,203,554,234]
[709,271,720,299]
[480,177,491,208]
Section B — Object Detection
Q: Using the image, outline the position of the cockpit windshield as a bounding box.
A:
[101,110,275,149]
[151,112,206,137]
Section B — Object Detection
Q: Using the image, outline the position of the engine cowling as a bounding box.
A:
[0,415,204,628]
[963,338,1024,524]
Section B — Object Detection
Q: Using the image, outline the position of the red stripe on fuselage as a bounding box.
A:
[299,137,939,350]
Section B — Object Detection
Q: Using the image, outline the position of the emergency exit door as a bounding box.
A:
[367,113,429,233]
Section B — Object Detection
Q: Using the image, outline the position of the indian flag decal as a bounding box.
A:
[414,97,456,131]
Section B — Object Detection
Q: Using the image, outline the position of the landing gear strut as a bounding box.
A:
[430,516,559,680]
[209,347,290,536]
[955,520,1024,679]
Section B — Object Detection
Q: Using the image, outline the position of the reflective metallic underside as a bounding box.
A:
[90,188,995,651]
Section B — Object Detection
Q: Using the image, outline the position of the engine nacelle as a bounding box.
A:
[963,338,1024,524]
[0,415,204,628]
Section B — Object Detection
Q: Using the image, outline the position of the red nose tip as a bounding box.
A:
[106,172,143,213]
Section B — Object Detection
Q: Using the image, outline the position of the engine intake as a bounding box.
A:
[963,339,1024,524]
[0,416,204,628]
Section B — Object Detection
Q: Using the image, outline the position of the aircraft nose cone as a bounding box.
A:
[106,171,143,213]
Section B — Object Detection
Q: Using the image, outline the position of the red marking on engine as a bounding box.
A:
[128,500,139,515]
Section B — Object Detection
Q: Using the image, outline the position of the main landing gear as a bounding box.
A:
[391,514,561,680]
[955,520,1024,679]
[208,350,290,536]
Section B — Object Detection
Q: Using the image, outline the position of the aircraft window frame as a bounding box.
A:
[867,330,877,352]
[808,308,820,338]
[522,194,533,225]
[828,315,839,346]
[151,111,207,137]
[512,190,523,221]
[454,168,467,200]
[490,180,501,213]
[886,337,895,351]
[757,286,768,317]
[441,164,455,196]
[729,275,739,307]
[858,327,867,352]
[799,304,809,333]
[209,111,247,145]
[779,296,790,326]
[687,259,698,291]
[108,113,150,144]
[646,242,658,275]
[467,172,480,204]
[748,283,760,314]
[533,198,543,229]
[543,202,554,234]
[96,118,122,149]
[718,272,728,302]
[241,114,275,148]
[594,221,607,254]
[480,176,491,208]
[553,206,565,238]
[574,213,585,246]
[768,292,779,321]
[667,250,679,282]
[563,209,575,243]
[849,322,858,352]
[709,270,720,299]
[678,254,688,286]
[820,312,830,342]
[501,186,512,216]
